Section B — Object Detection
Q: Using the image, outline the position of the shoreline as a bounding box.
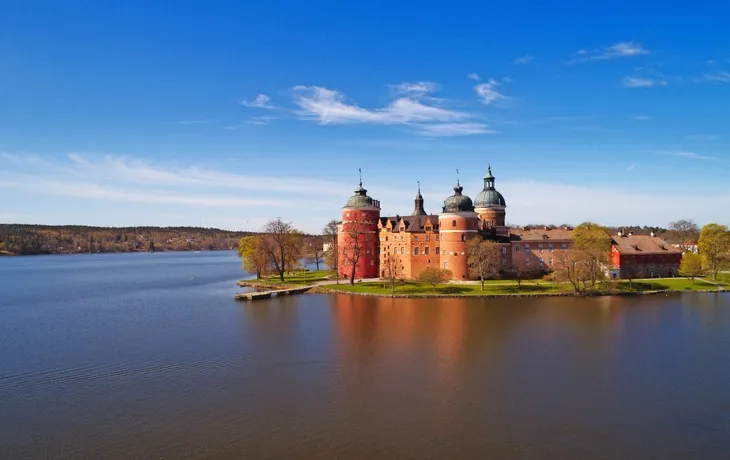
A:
[310,286,727,299]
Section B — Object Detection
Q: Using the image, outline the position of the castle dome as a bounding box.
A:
[345,183,374,208]
[442,182,474,213]
[474,165,506,208]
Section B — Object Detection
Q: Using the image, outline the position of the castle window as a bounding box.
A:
[452,220,456,227]
[400,247,404,255]
[549,258,553,265]
[426,234,430,241]
[436,247,440,255]
[538,244,543,253]
[435,235,439,241]
[424,247,430,255]
[548,244,553,252]
[414,248,420,255]
[425,227,431,231]
[562,243,567,251]
[515,245,520,252]
[444,261,448,270]
[385,236,388,242]
[525,244,530,251]
[502,257,507,266]
[502,247,507,255]
[461,234,466,242]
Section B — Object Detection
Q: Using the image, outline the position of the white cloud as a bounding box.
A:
[687,134,718,141]
[571,41,649,63]
[513,55,534,65]
[631,115,652,121]
[292,85,469,126]
[660,151,722,161]
[390,81,440,96]
[241,93,274,108]
[474,79,506,105]
[703,71,730,83]
[466,73,481,80]
[622,76,668,87]
[414,123,496,137]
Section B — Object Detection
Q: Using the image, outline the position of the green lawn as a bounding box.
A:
[321,276,726,296]
[242,270,332,287]
[706,273,730,284]
[322,280,575,296]
[618,278,722,292]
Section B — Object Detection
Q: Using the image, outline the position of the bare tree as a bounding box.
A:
[467,239,502,290]
[417,267,452,292]
[668,219,700,252]
[340,214,376,285]
[553,250,592,293]
[323,220,339,273]
[260,218,301,282]
[304,236,324,271]
[381,252,402,295]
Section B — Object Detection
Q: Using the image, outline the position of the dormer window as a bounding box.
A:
[425,226,431,231]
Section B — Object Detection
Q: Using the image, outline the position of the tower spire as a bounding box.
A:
[456,168,460,187]
[412,181,426,216]
[417,180,421,194]
[358,167,362,187]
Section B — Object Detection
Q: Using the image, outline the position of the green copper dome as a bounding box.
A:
[442,183,474,213]
[345,183,375,208]
[474,165,506,208]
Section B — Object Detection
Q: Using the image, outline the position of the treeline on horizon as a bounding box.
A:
[0,224,260,255]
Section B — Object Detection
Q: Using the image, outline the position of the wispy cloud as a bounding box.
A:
[622,76,667,88]
[241,93,274,108]
[291,85,486,136]
[466,73,481,80]
[570,41,649,63]
[414,123,496,137]
[687,134,718,141]
[390,81,440,96]
[660,151,722,161]
[246,116,275,126]
[702,71,730,83]
[474,79,507,105]
[631,115,652,121]
[513,55,534,65]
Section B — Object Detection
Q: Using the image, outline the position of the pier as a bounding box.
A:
[234,286,313,301]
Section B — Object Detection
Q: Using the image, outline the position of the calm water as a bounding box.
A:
[1,252,730,459]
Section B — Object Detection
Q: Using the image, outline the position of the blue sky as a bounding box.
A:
[1,1,729,232]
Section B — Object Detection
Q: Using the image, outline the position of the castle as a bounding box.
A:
[338,166,575,281]
[337,165,684,281]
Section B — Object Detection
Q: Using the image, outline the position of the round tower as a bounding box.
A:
[438,180,479,280]
[474,164,506,227]
[339,177,381,280]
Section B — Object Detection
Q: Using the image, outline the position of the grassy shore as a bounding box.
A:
[239,270,332,288]
[319,277,727,297]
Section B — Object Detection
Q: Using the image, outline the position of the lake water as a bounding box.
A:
[1,251,730,459]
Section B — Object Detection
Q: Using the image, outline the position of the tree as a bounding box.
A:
[553,250,593,293]
[698,223,730,281]
[678,253,705,284]
[259,218,302,282]
[238,235,270,279]
[572,222,612,288]
[284,230,305,274]
[304,236,325,271]
[323,220,339,273]
[467,239,502,290]
[417,267,452,292]
[510,254,538,290]
[340,213,376,285]
[148,240,155,252]
[668,219,700,252]
[381,252,402,295]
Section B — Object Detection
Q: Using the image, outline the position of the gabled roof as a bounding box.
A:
[510,228,573,242]
[612,234,682,255]
[381,215,439,233]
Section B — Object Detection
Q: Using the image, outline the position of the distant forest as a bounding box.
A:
[0,224,256,255]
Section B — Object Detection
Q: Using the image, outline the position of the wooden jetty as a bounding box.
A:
[234,286,313,301]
